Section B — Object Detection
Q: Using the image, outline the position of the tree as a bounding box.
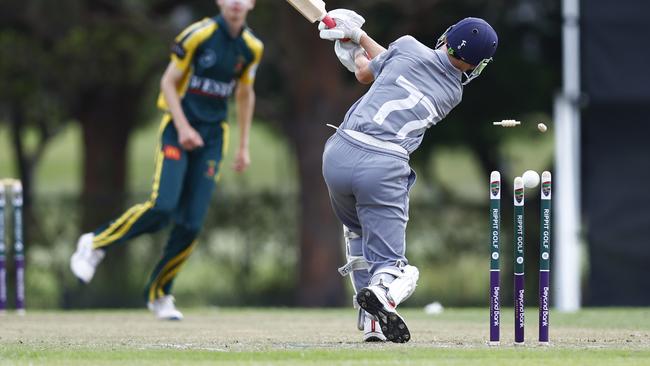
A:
[0,0,186,307]
[0,9,70,247]
[248,1,385,306]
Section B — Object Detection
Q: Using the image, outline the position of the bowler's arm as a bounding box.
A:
[354,34,387,85]
[160,63,190,130]
[161,62,205,150]
[233,82,255,172]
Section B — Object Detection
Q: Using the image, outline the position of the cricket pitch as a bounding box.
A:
[1,308,649,365]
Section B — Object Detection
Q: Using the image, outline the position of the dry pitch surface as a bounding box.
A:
[1,308,649,365]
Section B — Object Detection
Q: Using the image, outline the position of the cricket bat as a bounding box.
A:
[286,0,337,29]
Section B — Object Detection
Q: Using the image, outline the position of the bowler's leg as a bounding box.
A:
[71,116,187,284]
[145,123,224,316]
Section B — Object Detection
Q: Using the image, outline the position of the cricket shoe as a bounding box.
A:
[70,233,105,284]
[362,311,387,342]
[356,285,410,343]
[148,295,183,321]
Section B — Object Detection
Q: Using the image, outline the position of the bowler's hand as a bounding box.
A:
[178,126,204,151]
[233,148,250,173]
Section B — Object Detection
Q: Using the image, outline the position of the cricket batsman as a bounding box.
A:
[70,0,263,320]
[319,11,498,342]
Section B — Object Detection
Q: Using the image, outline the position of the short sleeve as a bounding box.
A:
[240,30,264,85]
[170,18,217,73]
[369,36,420,78]
[369,49,392,78]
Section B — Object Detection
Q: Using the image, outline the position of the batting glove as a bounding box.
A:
[334,40,364,72]
[318,9,366,43]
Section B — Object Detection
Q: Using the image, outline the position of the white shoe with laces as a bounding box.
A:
[148,295,184,320]
[70,233,105,284]
[356,308,386,342]
[362,311,387,342]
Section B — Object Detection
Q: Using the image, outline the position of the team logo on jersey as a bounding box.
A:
[205,160,217,178]
[163,145,181,160]
[188,76,236,98]
[234,56,246,73]
[199,49,217,68]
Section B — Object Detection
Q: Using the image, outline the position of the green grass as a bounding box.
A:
[1,308,649,365]
[2,348,648,366]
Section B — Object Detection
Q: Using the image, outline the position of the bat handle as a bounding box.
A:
[321,14,350,42]
[321,15,337,29]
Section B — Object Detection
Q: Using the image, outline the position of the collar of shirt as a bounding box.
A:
[434,48,462,81]
[215,14,246,40]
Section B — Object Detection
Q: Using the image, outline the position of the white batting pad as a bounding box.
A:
[373,265,419,306]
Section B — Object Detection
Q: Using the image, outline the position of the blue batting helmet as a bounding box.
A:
[445,17,498,65]
[437,17,498,84]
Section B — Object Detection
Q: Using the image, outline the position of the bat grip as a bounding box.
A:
[321,15,337,29]
[321,14,350,42]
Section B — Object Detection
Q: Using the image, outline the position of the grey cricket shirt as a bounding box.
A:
[340,36,464,155]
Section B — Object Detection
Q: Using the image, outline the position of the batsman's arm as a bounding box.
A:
[359,33,386,59]
[354,33,387,84]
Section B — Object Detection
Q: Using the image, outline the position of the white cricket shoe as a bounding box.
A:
[70,233,105,284]
[148,295,184,321]
[357,285,410,343]
[363,311,387,342]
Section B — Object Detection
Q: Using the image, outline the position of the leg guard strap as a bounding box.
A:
[338,256,370,276]
[371,264,420,306]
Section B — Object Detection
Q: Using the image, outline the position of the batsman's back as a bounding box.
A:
[341,36,463,155]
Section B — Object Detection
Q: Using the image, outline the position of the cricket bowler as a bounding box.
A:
[70,0,263,320]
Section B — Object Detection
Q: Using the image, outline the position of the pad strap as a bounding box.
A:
[372,264,420,306]
[338,256,370,276]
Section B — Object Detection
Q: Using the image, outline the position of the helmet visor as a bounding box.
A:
[462,57,492,85]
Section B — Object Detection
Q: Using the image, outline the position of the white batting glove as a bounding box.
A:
[334,40,363,73]
[318,9,366,43]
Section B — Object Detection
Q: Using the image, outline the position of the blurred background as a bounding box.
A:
[0,0,647,310]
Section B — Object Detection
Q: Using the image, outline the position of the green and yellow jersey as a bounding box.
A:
[157,15,263,125]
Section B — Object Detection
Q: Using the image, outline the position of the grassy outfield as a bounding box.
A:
[1,308,649,365]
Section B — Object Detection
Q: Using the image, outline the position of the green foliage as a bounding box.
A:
[0,30,65,128]
[20,191,504,308]
[27,191,299,308]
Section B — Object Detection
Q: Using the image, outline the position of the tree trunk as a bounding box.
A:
[278,10,356,306]
[79,115,130,231]
[294,113,345,307]
[8,106,34,211]
[65,93,142,309]
[8,103,45,255]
